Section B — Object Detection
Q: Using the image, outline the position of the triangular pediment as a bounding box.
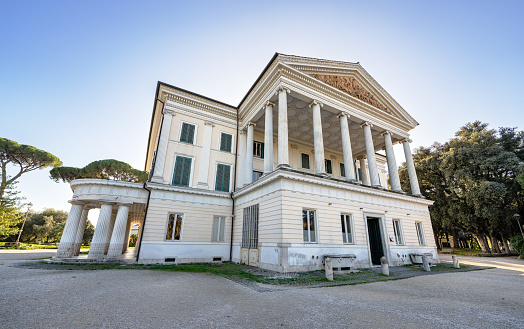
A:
[311,74,392,114]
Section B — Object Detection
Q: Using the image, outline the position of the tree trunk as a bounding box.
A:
[434,234,441,249]
[489,232,501,253]
[476,231,491,253]
[452,228,460,249]
[501,233,511,253]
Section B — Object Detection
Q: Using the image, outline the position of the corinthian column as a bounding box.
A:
[197,121,214,187]
[237,131,246,188]
[244,122,255,185]
[277,86,290,167]
[56,201,84,258]
[401,139,422,196]
[310,100,326,176]
[361,122,381,187]
[88,202,114,260]
[264,101,275,174]
[338,112,356,181]
[151,108,175,183]
[382,131,403,192]
[106,203,131,260]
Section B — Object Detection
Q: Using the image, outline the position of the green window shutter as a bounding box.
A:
[302,153,310,169]
[187,124,195,144]
[180,123,189,142]
[326,160,332,174]
[340,163,345,177]
[215,164,231,192]
[180,123,195,144]
[173,156,191,186]
[220,133,232,152]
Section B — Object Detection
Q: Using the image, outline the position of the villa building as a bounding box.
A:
[56,54,437,272]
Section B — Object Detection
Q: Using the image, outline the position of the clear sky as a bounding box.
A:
[1,0,523,225]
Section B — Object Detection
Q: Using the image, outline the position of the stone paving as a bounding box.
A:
[1,250,523,328]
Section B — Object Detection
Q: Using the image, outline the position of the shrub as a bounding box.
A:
[509,235,524,259]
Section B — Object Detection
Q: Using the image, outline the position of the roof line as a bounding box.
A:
[158,81,237,109]
[237,52,279,108]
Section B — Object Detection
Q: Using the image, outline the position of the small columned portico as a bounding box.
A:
[56,201,84,258]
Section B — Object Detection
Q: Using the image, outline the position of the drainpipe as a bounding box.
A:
[136,98,165,262]
[229,107,239,261]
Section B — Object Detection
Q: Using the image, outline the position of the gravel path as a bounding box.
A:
[1,251,523,328]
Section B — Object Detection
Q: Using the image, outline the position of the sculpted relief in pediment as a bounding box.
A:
[312,75,391,114]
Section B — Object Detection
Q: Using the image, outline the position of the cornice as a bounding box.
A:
[233,168,433,206]
[165,102,236,128]
[146,182,231,198]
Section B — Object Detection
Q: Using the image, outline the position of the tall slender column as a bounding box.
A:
[104,212,117,255]
[244,122,255,185]
[358,156,370,186]
[402,139,422,196]
[382,131,403,192]
[277,86,290,167]
[88,202,114,260]
[361,122,381,187]
[197,121,214,187]
[107,203,131,259]
[264,101,275,173]
[56,201,84,258]
[73,206,90,256]
[122,219,132,253]
[151,109,175,183]
[237,131,247,188]
[310,100,326,175]
[338,112,356,181]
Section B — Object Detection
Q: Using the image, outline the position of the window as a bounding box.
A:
[301,153,310,169]
[220,133,232,152]
[340,163,345,177]
[172,156,192,186]
[212,216,226,242]
[415,222,425,245]
[180,122,195,144]
[252,170,263,182]
[325,159,332,174]
[166,213,183,241]
[254,141,264,158]
[341,214,353,244]
[242,204,259,249]
[358,167,362,181]
[215,163,231,192]
[302,209,317,243]
[392,220,403,245]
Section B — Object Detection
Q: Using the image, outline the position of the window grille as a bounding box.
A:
[242,204,259,249]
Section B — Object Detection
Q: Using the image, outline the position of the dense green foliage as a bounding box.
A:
[0,183,24,239]
[82,220,95,245]
[399,122,524,253]
[509,235,524,259]
[20,208,68,243]
[0,137,62,200]
[50,159,147,183]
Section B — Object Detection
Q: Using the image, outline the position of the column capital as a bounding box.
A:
[360,121,373,128]
[98,200,116,206]
[330,155,337,160]
[68,199,84,206]
[400,138,412,144]
[264,100,275,108]
[357,155,366,160]
[204,121,215,127]
[116,201,133,206]
[247,122,256,127]
[162,108,176,116]
[276,86,290,94]
[309,100,324,108]
[337,112,349,119]
[381,130,392,136]
[290,144,298,149]
[240,130,246,135]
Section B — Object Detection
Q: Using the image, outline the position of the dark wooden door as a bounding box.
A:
[367,217,384,265]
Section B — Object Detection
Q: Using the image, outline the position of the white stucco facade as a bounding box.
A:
[57,54,437,271]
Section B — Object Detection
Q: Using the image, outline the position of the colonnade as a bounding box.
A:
[56,201,139,260]
[237,86,422,197]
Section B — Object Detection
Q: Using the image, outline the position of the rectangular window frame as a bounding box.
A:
[252,170,263,182]
[341,214,354,244]
[219,131,233,153]
[392,219,404,245]
[325,159,332,174]
[340,162,345,177]
[212,216,227,242]
[301,153,310,169]
[214,162,232,192]
[179,121,197,145]
[415,222,426,246]
[165,213,184,242]
[171,154,194,187]
[253,140,264,158]
[302,209,317,243]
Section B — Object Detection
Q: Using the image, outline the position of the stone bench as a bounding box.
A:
[324,254,357,271]
[409,253,434,265]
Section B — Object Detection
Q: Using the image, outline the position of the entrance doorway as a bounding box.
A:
[367,217,384,265]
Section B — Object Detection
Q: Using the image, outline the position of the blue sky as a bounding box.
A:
[1,0,523,224]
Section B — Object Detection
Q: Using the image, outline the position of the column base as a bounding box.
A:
[106,244,124,259]
[276,164,291,169]
[196,182,209,188]
[56,242,75,258]
[87,243,106,260]
[392,189,406,194]
[150,176,164,184]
